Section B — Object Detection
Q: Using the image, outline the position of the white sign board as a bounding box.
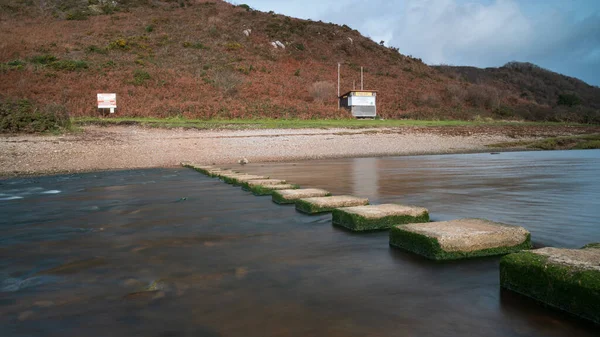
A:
[349,96,375,106]
[97,93,117,113]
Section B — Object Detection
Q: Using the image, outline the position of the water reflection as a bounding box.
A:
[1,150,599,337]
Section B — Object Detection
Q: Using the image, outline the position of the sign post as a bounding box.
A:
[97,93,117,114]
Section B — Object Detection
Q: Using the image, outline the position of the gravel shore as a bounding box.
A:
[0,125,596,177]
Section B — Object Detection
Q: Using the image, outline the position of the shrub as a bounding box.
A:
[145,25,154,33]
[225,42,243,51]
[0,99,71,133]
[309,81,335,102]
[49,60,89,71]
[213,70,243,96]
[294,69,300,77]
[415,93,441,108]
[294,43,305,51]
[182,41,208,49]
[108,38,129,50]
[444,84,466,106]
[132,69,151,86]
[66,10,89,21]
[557,93,582,107]
[238,4,251,11]
[30,54,57,65]
[466,85,500,109]
[2,60,25,71]
[86,45,108,54]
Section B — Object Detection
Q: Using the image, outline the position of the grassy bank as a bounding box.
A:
[73,117,586,130]
[489,133,600,150]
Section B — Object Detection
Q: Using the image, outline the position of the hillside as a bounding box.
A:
[1,0,599,123]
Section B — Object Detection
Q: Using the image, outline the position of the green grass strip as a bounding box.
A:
[389,227,531,260]
[74,117,591,130]
[500,251,600,324]
[332,210,429,231]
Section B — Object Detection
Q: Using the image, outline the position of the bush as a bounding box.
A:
[108,38,130,50]
[466,85,500,109]
[86,45,108,54]
[182,41,208,49]
[49,60,89,71]
[225,42,243,51]
[0,99,71,133]
[309,81,335,102]
[415,93,441,108]
[30,54,57,65]
[132,69,151,86]
[66,10,89,20]
[557,93,582,107]
[213,70,243,96]
[237,4,251,11]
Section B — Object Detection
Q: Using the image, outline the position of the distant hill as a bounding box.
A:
[1,0,598,123]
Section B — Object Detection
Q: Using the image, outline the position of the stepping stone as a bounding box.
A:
[181,163,237,177]
[389,218,531,260]
[500,244,600,324]
[219,173,268,185]
[181,162,215,175]
[244,179,287,187]
[296,196,369,214]
[332,204,429,231]
[247,184,299,196]
[272,188,331,205]
[208,169,238,178]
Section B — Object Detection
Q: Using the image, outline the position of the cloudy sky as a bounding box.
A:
[231,0,600,86]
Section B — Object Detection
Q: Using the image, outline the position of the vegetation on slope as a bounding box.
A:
[436,62,600,123]
[0,0,598,126]
[489,134,600,150]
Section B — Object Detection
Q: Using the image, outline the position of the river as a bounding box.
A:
[1,150,599,336]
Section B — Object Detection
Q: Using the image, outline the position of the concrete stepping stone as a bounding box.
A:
[272,189,331,205]
[219,173,268,185]
[296,195,369,214]
[244,179,287,187]
[247,184,299,196]
[181,162,215,175]
[181,163,237,177]
[208,169,238,178]
[332,204,429,231]
[500,243,600,324]
[389,218,531,260]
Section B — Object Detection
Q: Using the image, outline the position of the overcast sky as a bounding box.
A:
[230,0,600,86]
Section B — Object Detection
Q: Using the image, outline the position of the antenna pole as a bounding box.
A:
[337,63,341,109]
[361,66,364,90]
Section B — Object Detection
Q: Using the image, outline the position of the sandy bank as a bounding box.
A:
[1,124,597,177]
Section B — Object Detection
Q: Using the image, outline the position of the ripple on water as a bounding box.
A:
[40,190,61,195]
[0,196,24,201]
[1,276,59,292]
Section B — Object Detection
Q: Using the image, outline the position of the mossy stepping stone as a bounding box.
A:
[389,218,531,260]
[243,179,287,188]
[181,163,216,175]
[296,195,369,214]
[272,188,331,204]
[219,173,268,185]
[500,244,600,324]
[247,184,299,196]
[333,204,429,231]
[240,179,298,196]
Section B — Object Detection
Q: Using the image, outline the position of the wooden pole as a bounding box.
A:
[337,63,341,109]
[361,66,364,90]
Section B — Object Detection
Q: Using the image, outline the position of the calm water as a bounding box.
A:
[1,150,599,337]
